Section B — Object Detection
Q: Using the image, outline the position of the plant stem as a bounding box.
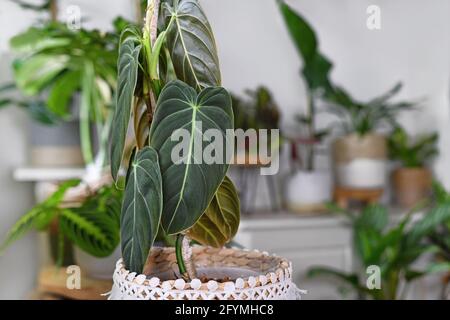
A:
[306,90,315,171]
[175,234,197,280]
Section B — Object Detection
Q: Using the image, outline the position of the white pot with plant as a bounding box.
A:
[107,0,301,300]
[278,1,333,213]
[326,83,416,190]
[388,127,438,208]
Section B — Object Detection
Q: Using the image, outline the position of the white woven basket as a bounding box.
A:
[109,246,304,300]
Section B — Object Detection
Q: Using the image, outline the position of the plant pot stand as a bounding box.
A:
[334,187,383,209]
[109,246,303,300]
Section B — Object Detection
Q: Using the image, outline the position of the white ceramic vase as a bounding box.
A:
[286,170,332,213]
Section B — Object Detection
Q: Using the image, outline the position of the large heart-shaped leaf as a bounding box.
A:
[159,0,221,91]
[149,80,233,234]
[110,29,142,181]
[188,176,240,247]
[120,146,163,273]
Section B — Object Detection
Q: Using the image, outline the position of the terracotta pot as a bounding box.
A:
[392,167,432,208]
[333,133,387,189]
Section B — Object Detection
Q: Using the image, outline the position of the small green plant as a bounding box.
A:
[308,203,450,299]
[0,181,122,265]
[232,86,280,132]
[388,127,439,168]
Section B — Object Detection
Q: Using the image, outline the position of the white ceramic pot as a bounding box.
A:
[109,246,303,300]
[286,170,332,212]
[75,246,122,280]
[333,133,387,189]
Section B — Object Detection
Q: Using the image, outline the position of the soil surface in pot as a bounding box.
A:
[152,267,260,282]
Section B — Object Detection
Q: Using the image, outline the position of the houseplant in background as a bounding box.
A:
[327,83,415,195]
[1,1,133,279]
[232,86,281,165]
[1,181,123,278]
[389,127,438,208]
[108,0,300,300]
[278,0,333,213]
[308,202,450,299]
[427,182,450,298]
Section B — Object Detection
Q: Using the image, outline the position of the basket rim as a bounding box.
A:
[113,246,293,292]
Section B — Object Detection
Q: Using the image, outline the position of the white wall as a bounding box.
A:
[202,0,450,187]
[0,0,449,298]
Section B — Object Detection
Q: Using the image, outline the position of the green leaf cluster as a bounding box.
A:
[309,202,450,299]
[388,127,439,167]
[1,181,122,262]
[111,0,240,273]
[277,1,416,137]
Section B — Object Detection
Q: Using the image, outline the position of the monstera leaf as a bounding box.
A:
[149,80,233,234]
[110,29,142,181]
[188,176,240,247]
[159,0,221,91]
[120,146,163,273]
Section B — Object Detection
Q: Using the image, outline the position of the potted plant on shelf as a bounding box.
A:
[108,0,300,300]
[308,202,450,299]
[388,127,438,208]
[1,181,123,279]
[231,86,281,165]
[278,0,333,213]
[326,82,416,197]
[1,3,134,278]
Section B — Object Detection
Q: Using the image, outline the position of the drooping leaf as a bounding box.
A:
[149,80,233,234]
[110,30,143,182]
[47,70,81,117]
[188,176,240,247]
[59,186,121,258]
[159,0,221,91]
[121,146,163,273]
[0,179,80,253]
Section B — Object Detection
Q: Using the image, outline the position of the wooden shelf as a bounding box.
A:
[35,266,112,300]
[14,166,85,182]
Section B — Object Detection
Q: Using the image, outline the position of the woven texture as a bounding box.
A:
[109,246,303,300]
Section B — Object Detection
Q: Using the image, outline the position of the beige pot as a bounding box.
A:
[392,167,432,208]
[333,133,387,189]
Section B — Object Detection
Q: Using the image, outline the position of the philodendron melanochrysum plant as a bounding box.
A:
[111,0,240,279]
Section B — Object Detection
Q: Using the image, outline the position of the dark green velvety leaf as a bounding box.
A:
[110,30,142,182]
[159,0,221,91]
[149,80,233,234]
[121,146,163,273]
[188,176,240,247]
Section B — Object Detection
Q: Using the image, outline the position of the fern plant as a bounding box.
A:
[388,127,439,168]
[308,203,450,299]
[1,181,122,265]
